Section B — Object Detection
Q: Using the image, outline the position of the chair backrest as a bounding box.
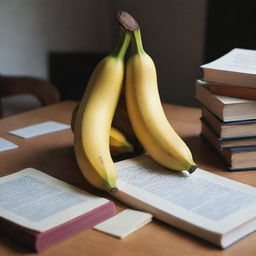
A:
[0,75,60,117]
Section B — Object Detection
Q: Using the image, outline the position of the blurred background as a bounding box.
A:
[0,0,256,116]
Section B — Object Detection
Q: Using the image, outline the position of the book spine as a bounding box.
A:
[0,201,116,252]
[0,217,37,251]
[36,201,116,252]
[207,83,256,100]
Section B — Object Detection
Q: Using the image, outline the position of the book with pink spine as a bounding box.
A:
[0,168,115,252]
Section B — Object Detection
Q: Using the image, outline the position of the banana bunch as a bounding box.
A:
[71,104,133,157]
[74,11,196,193]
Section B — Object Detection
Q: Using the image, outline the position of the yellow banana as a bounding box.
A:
[71,104,133,157]
[109,127,134,157]
[122,12,196,172]
[74,29,131,192]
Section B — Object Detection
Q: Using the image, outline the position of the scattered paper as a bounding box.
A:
[93,209,152,238]
[8,121,70,139]
[0,138,18,152]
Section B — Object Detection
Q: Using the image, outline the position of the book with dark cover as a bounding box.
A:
[201,132,256,171]
[201,106,256,138]
[201,118,256,148]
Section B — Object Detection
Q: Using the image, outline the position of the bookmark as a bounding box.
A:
[93,209,152,238]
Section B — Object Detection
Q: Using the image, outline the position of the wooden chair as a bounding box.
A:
[0,75,60,117]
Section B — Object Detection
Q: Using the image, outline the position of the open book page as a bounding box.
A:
[0,169,108,232]
[201,48,256,74]
[115,155,256,234]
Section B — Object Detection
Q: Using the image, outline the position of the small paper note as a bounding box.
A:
[0,138,18,152]
[93,209,152,239]
[8,121,70,139]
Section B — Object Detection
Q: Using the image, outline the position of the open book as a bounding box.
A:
[201,48,256,88]
[114,155,256,248]
[0,169,115,252]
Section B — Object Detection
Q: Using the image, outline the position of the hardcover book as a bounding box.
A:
[201,81,256,100]
[195,80,256,122]
[200,119,256,148]
[201,131,256,171]
[201,107,256,138]
[0,169,115,252]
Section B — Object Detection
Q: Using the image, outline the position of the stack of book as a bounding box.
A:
[195,48,256,171]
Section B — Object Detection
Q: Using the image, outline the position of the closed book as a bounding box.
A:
[201,48,256,88]
[0,169,115,252]
[195,80,256,122]
[114,155,256,248]
[201,107,256,138]
[221,146,256,171]
[201,129,256,170]
[201,119,256,148]
[202,81,256,100]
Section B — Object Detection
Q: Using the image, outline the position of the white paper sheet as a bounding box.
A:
[0,138,18,152]
[8,121,70,138]
[93,209,152,238]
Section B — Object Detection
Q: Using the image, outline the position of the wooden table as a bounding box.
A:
[0,100,255,256]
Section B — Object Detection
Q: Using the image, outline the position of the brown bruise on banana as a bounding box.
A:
[98,156,104,164]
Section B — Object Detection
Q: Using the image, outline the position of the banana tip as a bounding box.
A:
[127,143,134,153]
[188,165,197,174]
[110,187,118,193]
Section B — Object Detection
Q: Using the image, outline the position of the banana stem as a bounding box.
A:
[112,30,131,60]
[131,29,145,55]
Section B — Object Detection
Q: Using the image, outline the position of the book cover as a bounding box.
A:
[0,169,116,252]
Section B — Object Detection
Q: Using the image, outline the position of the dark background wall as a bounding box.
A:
[0,0,206,107]
[204,1,256,63]
[1,0,256,108]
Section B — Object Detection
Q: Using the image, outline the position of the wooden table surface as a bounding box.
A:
[0,100,255,256]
